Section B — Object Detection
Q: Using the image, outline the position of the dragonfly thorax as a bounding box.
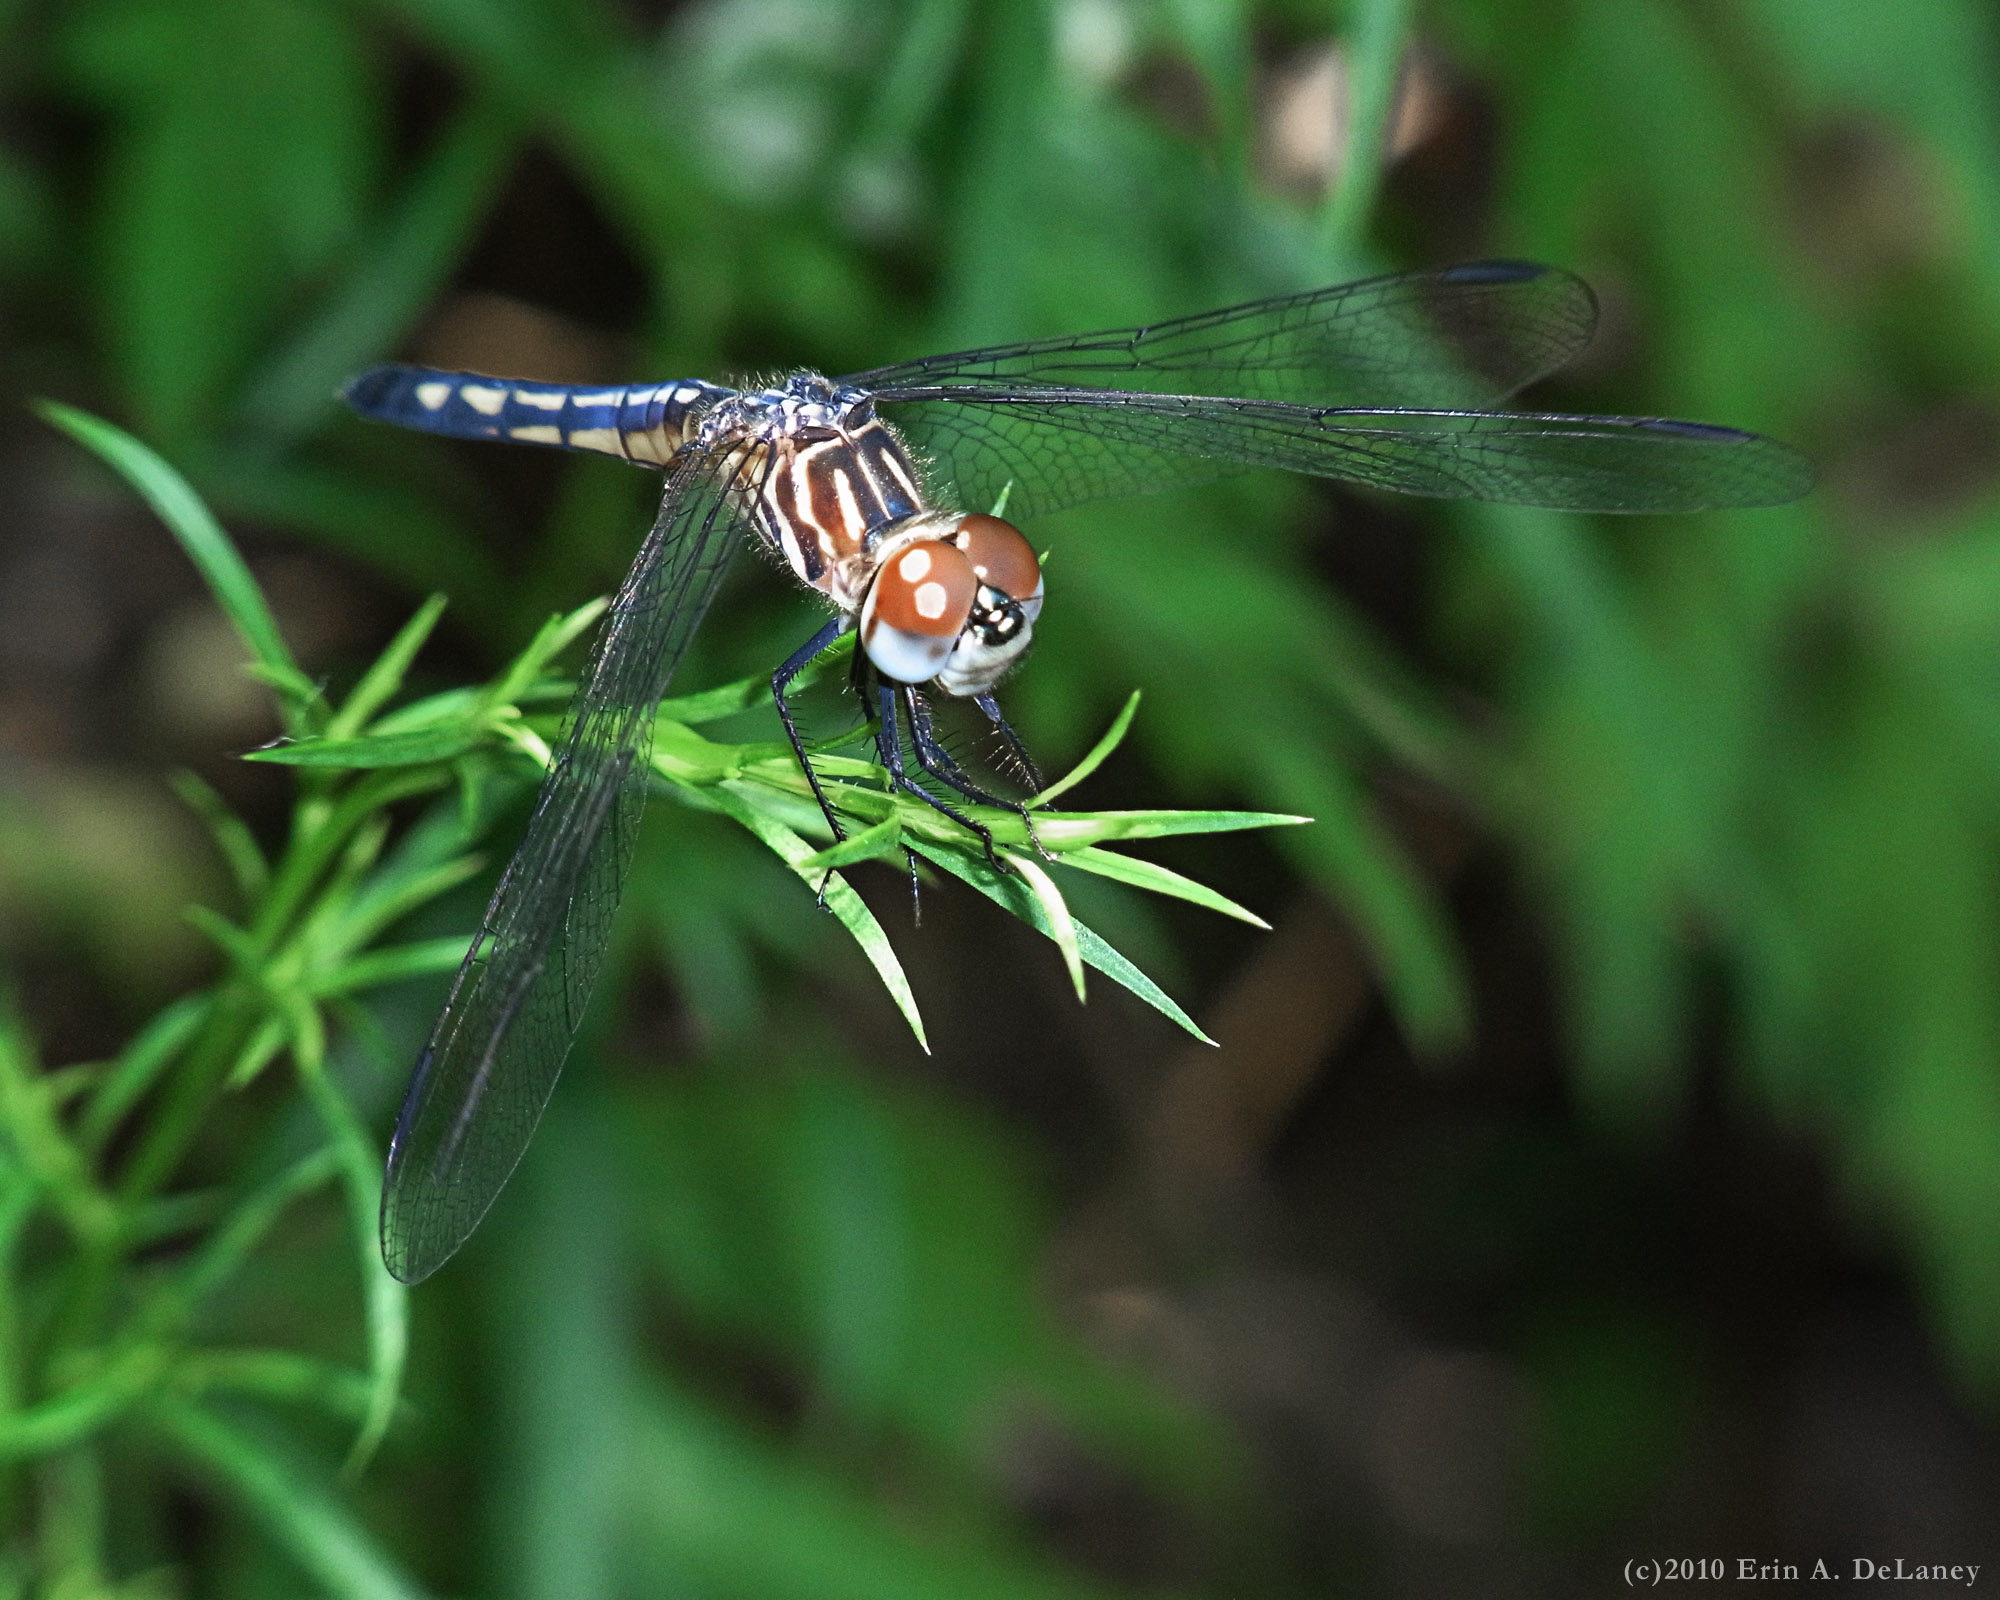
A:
[738,387,930,605]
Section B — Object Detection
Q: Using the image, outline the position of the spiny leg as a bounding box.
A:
[904,687,1050,860]
[771,616,850,842]
[973,691,1044,794]
[875,681,1007,873]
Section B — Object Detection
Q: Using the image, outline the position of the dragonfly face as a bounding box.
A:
[343,258,1815,1283]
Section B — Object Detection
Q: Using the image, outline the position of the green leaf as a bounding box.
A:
[325,593,448,741]
[657,633,857,726]
[33,401,320,732]
[1029,690,1139,809]
[149,1397,432,1600]
[1030,808,1310,848]
[245,726,481,769]
[1007,852,1086,1001]
[709,787,928,1052]
[1058,845,1271,928]
[797,816,905,873]
[488,598,609,709]
[910,842,1215,1044]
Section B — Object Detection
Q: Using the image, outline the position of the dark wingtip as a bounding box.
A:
[1639,417,1755,442]
[340,364,403,414]
[1439,259,1550,285]
[1635,416,1819,508]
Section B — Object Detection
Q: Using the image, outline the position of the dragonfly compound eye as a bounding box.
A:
[951,514,1043,620]
[860,539,979,683]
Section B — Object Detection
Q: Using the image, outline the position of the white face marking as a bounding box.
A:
[898,547,933,581]
[460,385,507,415]
[913,581,950,620]
[414,382,451,410]
[513,389,566,411]
[567,428,624,455]
[571,391,622,408]
[510,425,563,444]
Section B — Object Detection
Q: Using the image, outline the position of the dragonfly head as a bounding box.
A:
[859,512,1043,695]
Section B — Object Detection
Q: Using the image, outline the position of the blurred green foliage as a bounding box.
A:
[2,0,1999,1592]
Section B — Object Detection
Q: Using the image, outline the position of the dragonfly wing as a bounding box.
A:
[878,390,1814,517]
[846,261,1597,410]
[380,446,753,1283]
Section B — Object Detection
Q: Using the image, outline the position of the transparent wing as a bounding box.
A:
[844,261,1598,410]
[380,446,752,1284]
[871,389,1814,519]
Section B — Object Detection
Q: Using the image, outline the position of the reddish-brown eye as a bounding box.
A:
[860,540,979,682]
[951,513,1040,605]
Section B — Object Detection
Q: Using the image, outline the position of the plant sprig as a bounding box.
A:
[1,405,1304,1573]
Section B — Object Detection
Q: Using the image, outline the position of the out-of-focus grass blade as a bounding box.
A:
[290,1042,405,1476]
[1029,690,1139,809]
[162,1146,341,1315]
[710,786,928,1052]
[150,1396,432,1600]
[176,1350,392,1427]
[213,460,505,626]
[170,770,272,902]
[320,938,472,997]
[910,841,1214,1044]
[233,96,521,447]
[79,993,211,1157]
[34,402,320,733]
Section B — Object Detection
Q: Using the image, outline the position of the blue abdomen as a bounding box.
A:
[341,366,729,465]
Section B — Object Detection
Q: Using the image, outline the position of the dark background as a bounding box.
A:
[3,0,1998,1594]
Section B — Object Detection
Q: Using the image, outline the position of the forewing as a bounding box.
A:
[879,390,1813,517]
[380,447,751,1283]
[847,262,1597,410]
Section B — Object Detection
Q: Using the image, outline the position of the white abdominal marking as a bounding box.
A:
[513,390,566,410]
[459,385,507,415]
[414,382,451,410]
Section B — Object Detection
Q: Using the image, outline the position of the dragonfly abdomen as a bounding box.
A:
[341,366,730,466]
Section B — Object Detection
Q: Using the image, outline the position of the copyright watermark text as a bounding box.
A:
[1623,1558,1981,1586]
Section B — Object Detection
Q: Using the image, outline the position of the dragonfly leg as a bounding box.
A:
[771,616,851,843]
[875,681,1007,874]
[905,688,1049,861]
[973,692,1044,793]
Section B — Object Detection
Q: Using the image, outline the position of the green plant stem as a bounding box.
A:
[1319,0,1414,271]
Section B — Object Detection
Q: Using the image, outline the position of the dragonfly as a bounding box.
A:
[343,259,1813,1282]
